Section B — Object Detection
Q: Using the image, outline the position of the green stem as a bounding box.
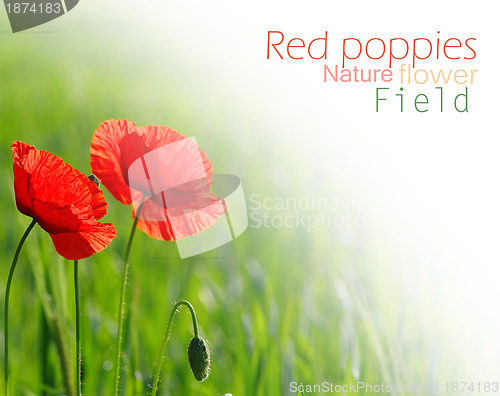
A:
[151,300,199,396]
[74,260,81,396]
[113,198,145,396]
[4,218,37,396]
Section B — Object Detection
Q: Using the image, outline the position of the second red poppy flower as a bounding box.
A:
[89,120,225,241]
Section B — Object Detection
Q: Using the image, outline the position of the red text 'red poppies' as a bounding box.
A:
[266,31,477,68]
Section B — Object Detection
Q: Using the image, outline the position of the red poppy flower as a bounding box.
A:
[12,141,117,260]
[89,120,225,241]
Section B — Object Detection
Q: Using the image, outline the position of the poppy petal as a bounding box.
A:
[11,140,35,161]
[33,199,88,234]
[23,150,82,208]
[75,172,108,220]
[89,121,224,242]
[12,140,117,260]
[50,222,117,260]
[90,120,138,205]
[118,132,149,188]
[21,150,98,228]
[11,141,37,217]
[133,196,225,241]
[137,125,214,179]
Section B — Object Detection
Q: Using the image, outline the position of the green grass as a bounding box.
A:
[0,35,442,395]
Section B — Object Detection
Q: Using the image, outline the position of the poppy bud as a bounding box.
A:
[88,174,101,187]
[187,336,210,381]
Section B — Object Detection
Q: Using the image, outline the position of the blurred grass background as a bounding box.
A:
[0,14,459,396]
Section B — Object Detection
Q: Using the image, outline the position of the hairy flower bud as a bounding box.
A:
[187,336,210,381]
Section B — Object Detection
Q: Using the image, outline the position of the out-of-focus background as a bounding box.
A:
[1,0,499,394]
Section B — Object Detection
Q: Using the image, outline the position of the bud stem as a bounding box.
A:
[4,218,37,396]
[150,300,199,395]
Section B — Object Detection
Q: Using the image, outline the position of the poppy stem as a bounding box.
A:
[4,218,37,396]
[150,300,199,396]
[74,260,82,396]
[113,197,145,396]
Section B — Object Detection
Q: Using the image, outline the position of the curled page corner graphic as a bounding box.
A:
[4,0,80,33]
[175,174,248,258]
[127,139,248,258]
